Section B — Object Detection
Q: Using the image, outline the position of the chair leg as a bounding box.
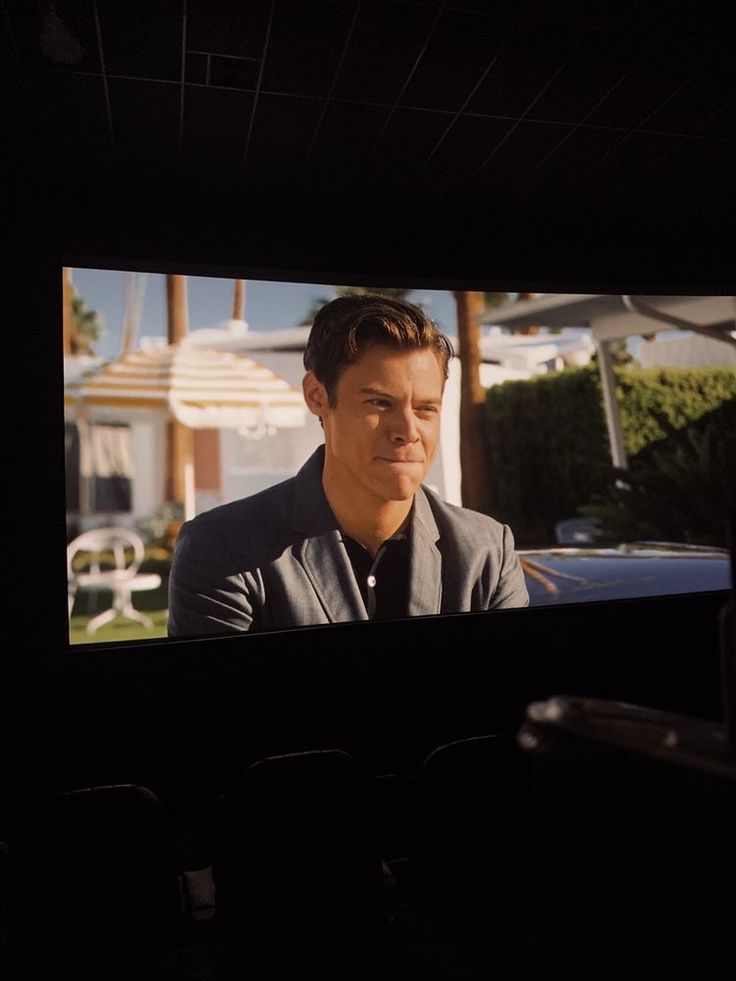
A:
[86,607,121,635]
[115,587,154,629]
[85,606,153,635]
[119,605,154,629]
[85,589,154,634]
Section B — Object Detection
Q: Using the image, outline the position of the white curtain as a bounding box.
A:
[80,423,133,479]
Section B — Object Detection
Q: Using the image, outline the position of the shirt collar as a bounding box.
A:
[340,506,413,550]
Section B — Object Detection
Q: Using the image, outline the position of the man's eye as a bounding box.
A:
[417,405,438,414]
[368,398,390,407]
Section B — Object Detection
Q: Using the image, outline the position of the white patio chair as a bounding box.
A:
[67,527,162,635]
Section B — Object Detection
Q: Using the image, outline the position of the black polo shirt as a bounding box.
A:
[341,526,411,621]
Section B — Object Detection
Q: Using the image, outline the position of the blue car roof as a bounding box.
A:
[519,545,732,606]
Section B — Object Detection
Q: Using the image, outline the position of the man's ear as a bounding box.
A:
[302,371,329,418]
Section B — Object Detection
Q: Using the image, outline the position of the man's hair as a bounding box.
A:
[303,293,454,405]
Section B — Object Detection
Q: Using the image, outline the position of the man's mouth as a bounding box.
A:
[376,457,423,465]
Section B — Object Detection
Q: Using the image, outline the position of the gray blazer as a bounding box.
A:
[167,446,529,637]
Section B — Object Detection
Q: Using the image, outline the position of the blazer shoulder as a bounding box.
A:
[421,486,510,545]
[177,475,299,568]
[187,474,297,531]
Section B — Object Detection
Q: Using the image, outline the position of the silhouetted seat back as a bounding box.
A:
[372,771,419,874]
[0,839,8,972]
[416,733,531,945]
[210,749,386,977]
[518,696,736,981]
[10,784,183,975]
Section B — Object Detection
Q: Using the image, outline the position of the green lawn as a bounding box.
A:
[69,609,169,645]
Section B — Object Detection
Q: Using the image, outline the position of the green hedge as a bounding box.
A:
[615,366,736,455]
[484,365,736,547]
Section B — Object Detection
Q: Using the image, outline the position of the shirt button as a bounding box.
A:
[367,575,376,588]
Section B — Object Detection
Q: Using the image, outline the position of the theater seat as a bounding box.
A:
[209,748,386,978]
[371,771,420,899]
[518,696,736,981]
[0,840,8,971]
[8,784,184,978]
[415,734,531,955]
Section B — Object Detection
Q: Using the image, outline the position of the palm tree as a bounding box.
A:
[71,294,105,353]
[335,286,414,301]
[451,290,515,514]
[454,290,492,513]
[299,285,416,325]
[62,268,105,356]
[232,279,246,320]
[119,272,147,356]
[63,267,74,356]
[508,291,540,335]
[165,275,193,516]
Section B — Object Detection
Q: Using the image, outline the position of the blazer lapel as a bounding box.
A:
[300,532,368,623]
[290,447,442,622]
[407,487,443,617]
[291,446,368,624]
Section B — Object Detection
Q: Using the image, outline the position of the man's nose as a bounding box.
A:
[391,407,420,444]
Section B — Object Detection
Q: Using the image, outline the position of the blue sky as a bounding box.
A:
[70,266,667,363]
[70,267,467,363]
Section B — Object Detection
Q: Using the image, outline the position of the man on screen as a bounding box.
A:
[167,294,528,636]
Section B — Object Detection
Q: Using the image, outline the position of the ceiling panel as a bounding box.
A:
[186,0,271,60]
[260,1,357,98]
[242,92,325,187]
[302,100,391,185]
[209,55,259,90]
[666,139,736,194]
[698,99,735,141]
[96,0,183,82]
[529,125,632,188]
[647,70,736,139]
[574,129,688,198]
[398,8,513,112]
[329,0,436,104]
[182,85,255,164]
[3,0,734,230]
[585,58,694,130]
[419,114,514,183]
[7,0,100,74]
[475,120,575,187]
[368,106,455,179]
[529,32,645,126]
[465,25,575,119]
[108,78,181,167]
[25,69,112,162]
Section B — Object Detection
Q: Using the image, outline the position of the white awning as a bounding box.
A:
[477,332,596,371]
[637,333,736,369]
[482,294,736,342]
[65,343,306,432]
[183,320,312,352]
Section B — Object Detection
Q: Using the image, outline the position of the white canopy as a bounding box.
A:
[482,294,736,469]
[183,319,311,352]
[479,331,595,372]
[65,343,306,433]
[637,332,736,369]
[482,294,736,342]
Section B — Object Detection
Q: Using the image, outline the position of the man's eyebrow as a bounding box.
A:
[360,387,393,398]
[359,386,442,404]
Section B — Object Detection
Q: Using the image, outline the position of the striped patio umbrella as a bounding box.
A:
[65,342,306,434]
[65,343,307,519]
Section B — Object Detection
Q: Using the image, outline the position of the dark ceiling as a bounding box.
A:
[3,0,736,279]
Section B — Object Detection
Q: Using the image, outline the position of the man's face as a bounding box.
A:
[303,343,444,505]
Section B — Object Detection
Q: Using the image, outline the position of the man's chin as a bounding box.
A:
[380,476,421,502]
